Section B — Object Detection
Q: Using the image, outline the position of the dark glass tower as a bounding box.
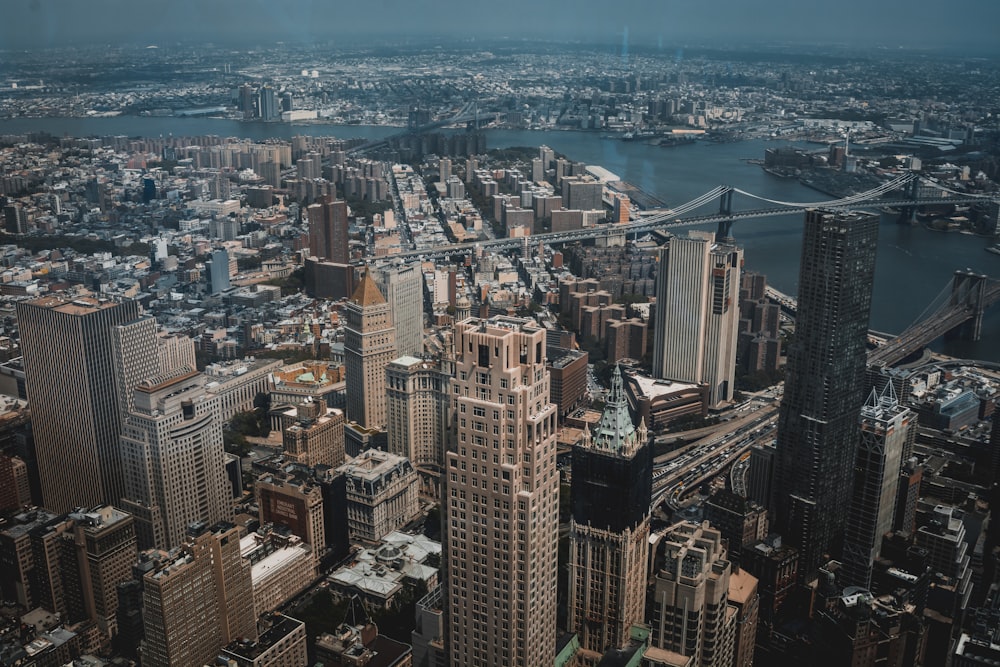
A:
[568,366,652,656]
[772,209,878,579]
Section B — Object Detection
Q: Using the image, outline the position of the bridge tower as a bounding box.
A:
[947,270,988,341]
[716,187,735,242]
[898,177,921,225]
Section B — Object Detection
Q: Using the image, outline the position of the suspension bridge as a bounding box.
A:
[366,171,998,363]
[868,270,1000,366]
[374,172,998,263]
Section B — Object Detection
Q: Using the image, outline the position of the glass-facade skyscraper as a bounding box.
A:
[772,209,878,578]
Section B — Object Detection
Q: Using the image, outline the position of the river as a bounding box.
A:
[2,116,998,361]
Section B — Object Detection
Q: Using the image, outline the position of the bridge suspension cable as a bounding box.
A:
[730,173,916,209]
[648,186,729,219]
[915,176,995,199]
[906,279,955,331]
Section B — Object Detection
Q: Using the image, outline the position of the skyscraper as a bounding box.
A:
[344,269,397,430]
[307,196,349,264]
[119,368,232,550]
[772,209,878,578]
[652,230,743,408]
[567,365,651,658]
[16,293,143,512]
[376,260,425,358]
[841,382,914,590]
[445,317,559,666]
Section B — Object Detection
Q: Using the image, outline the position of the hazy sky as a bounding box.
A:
[1,0,997,53]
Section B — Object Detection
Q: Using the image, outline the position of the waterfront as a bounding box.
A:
[2,116,997,361]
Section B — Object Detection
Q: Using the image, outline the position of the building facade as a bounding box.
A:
[652,231,743,408]
[772,209,878,578]
[567,366,652,658]
[445,316,559,667]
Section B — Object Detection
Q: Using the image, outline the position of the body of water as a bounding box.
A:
[2,117,998,361]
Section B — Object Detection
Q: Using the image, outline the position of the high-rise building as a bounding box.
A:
[238,84,257,119]
[561,178,604,211]
[0,509,59,610]
[156,331,197,375]
[386,355,450,498]
[841,383,914,590]
[119,368,232,550]
[915,504,974,612]
[648,521,737,667]
[652,231,743,408]
[16,293,143,512]
[206,248,232,294]
[258,85,279,121]
[376,261,425,358]
[728,568,760,667]
[741,535,798,631]
[567,366,652,658]
[772,209,878,578]
[141,522,256,667]
[445,317,559,666]
[307,196,349,264]
[344,270,397,430]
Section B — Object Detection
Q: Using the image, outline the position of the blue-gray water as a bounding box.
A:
[2,116,997,361]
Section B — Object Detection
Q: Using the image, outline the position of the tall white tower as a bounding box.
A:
[652,231,743,408]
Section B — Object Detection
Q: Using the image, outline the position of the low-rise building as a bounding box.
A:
[327,531,440,610]
[218,613,308,667]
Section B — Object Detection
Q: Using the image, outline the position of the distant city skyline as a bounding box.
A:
[1,0,997,53]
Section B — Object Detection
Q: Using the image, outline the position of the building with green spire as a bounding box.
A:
[568,365,653,660]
